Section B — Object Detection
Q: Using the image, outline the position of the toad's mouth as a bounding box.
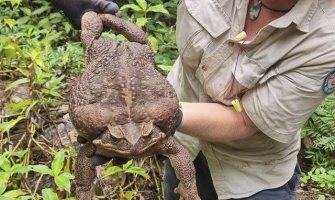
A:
[92,132,165,155]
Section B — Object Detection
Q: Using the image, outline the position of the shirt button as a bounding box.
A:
[202,65,208,71]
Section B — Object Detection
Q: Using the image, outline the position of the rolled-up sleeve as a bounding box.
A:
[242,72,327,143]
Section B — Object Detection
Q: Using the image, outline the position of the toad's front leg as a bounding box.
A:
[158,137,200,200]
[75,143,109,200]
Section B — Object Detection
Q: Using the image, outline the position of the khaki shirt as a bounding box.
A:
[167,0,335,199]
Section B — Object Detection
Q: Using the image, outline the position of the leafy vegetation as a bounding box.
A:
[1,0,83,198]
[301,93,335,195]
[1,0,335,199]
[119,0,178,74]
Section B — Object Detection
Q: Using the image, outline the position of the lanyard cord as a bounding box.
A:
[229,41,245,99]
[229,41,246,113]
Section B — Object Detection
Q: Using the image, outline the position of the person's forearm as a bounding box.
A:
[178,102,258,142]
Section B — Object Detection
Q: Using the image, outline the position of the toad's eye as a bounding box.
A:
[141,122,154,137]
[107,125,124,140]
[110,134,119,143]
[143,131,154,138]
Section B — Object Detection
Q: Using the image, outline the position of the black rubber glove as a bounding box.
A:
[50,0,120,29]
[173,109,183,134]
[155,108,183,136]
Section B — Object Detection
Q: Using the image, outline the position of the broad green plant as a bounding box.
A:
[100,159,149,200]
[301,93,335,194]
[301,166,335,193]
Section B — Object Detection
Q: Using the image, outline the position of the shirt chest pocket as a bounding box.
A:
[176,0,231,70]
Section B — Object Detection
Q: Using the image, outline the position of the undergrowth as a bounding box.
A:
[301,93,335,196]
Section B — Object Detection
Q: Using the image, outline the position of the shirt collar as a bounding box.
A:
[269,0,318,32]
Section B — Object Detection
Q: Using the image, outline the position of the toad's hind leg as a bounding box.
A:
[75,143,100,200]
[158,137,200,200]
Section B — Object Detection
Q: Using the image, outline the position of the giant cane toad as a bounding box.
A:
[69,11,200,200]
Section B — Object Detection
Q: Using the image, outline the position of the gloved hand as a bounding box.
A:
[173,108,183,134]
[155,108,183,136]
[50,0,120,29]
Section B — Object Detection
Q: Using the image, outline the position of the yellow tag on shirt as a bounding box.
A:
[231,31,247,43]
[232,99,242,112]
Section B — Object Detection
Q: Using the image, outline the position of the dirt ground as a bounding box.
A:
[297,189,335,200]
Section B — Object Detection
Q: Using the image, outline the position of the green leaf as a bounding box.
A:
[4,39,23,60]
[37,18,50,28]
[157,64,172,73]
[16,16,30,25]
[31,50,39,60]
[3,190,25,198]
[4,18,16,29]
[0,171,11,181]
[51,150,64,176]
[122,160,133,170]
[63,22,71,34]
[102,166,123,179]
[136,0,147,10]
[147,5,169,15]
[5,44,16,60]
[148,35,158,53]
[125,167,149,179]
[42,188,58,200]
[10,0,21,6]
[135,17,148,28]
[318,195,326,200]
[17,67,30,77]
[49,13,63,24]
[20,7,31,16]
[0,183,6,195]
[55,174,71,193]
[0,116,25,135]
[4,99,33,112]
[35,58,44,67]
[41,89,63,98]
[17,195,32,200]
[31,6,49,15]
[120,4,142,12]
[10,164,31,174]
[60,172,74,180]
[0,156,11,172]
[45,76,63,90]
[5,78,30,91]
[31,165,53,176]
[124,191,137,200]
[33,66,44,85]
